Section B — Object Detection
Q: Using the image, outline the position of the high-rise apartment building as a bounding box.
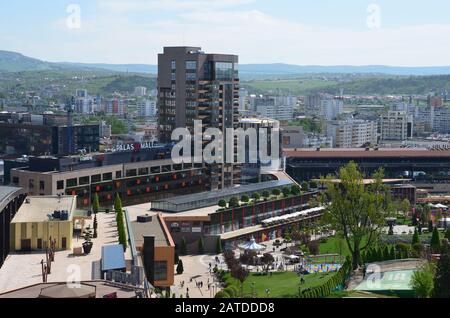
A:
[158,46,240,190]
[106,97,125,116]
[137,99,157,117]
[320,99,344,121]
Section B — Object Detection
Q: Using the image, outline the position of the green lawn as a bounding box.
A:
[223,271,332,298]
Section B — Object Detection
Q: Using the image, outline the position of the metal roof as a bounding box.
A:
[154,180,293,205]
[101,245,126,272]
[0,186,24,212]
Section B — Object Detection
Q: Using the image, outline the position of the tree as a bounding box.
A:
[272,188,281,197]
[93,214,98,239]
[229,197,240,208]
[198,237,205,254]
[252,193,261,201]
[176,260,184,275]
[261,253,275,272]
[301,181,309,192]
[307,240,320,256]
[231,265,249,297]
[216,237,223,254]
[411,262,436,298]
[180,237,187,255]
[322,162,394,269]
[401,199,411,218]
[241,195,250,204]
[445,228,450,241]
[282,187,291,198]
[218,199,227,208]
[262,191,270,200]
[309,180,318,189]
[412,228,420,246]
[290,185,301,196]
[93,193,100,215]
[430,227,441,253]
[434,241,450,298]
[114,193,122,214]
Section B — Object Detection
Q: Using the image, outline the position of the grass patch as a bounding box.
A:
[223,271,332,298]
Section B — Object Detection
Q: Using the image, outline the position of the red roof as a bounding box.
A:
[284,148,450,159]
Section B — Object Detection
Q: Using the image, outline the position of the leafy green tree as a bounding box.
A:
[114,193,122,214]
[272,188,281,197]
[251,193,261,201]
[229,197,240,208]
[218,199,227,208]
[412,228,420,245]
[430,227,441,253]
[198,237,205,254]
[433,242,450,298]
[180,237,187,255]
[309,180,318,189]
[411,262,436,298]
[282,187,291,198]
[93,193,100,215]
[176,260,184,275]
[216,237,223,254]
[445,229,450,241]
[241,195,250,204]
[262,191,270,200]
[290,185,301,196]
[322,162,394,269]
[301,181,309,192]
[401,199,411,216]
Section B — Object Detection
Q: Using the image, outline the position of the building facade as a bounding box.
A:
[158,46,240,190]
[326,120,378,148]
[380,111,413,141]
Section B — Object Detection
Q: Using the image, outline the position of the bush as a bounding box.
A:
[272,188,281,196]
[176,260,184,275]
[301,181,309,191]
[412,228,420,245]
[309,180,318,189]
[198,237,205,254]
[291,185,301,195]
[430,227,441,253]
[241,195,250,203]
[216,237,223,254]
[180,237,187,255]
[262,191,270,199]
[215,291,230,298]
[223,287,237,298]
[282,187,291,197]
[218,199,227,208]
[307,240,320,256]
[229,197,240,208]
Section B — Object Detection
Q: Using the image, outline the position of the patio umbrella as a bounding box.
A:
[435,204,448,209]
[238,237,266,252]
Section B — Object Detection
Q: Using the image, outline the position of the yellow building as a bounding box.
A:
[10,196,76,251]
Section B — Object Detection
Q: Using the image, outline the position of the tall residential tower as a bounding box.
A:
[158,46,240,190]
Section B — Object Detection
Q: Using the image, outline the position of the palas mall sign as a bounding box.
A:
[113,142,156,153]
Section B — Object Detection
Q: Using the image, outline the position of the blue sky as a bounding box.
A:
[1,0,450,66]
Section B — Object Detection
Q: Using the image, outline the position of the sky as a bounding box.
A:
[1,0,450,66]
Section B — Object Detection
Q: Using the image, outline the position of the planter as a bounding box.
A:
[82,242,93,254]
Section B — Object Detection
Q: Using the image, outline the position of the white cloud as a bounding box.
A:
[39,1,450,66]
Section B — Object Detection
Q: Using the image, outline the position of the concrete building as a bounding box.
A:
[327,120,378,148]
[137,99,157,117]
[131,213,175,289]
[106,98,125,116]
[253,95,295,121]
[0,187,26,267]
[134,86,147,97]
[158,46,240,190]
[281,126,306,149]
[320,99,344,121]
[7,146,208,208]
[10,196,76,252]
[380,111,413,141]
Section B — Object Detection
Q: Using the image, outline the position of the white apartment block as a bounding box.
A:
[320,99,344,121]
[134,86,147,97]
[327,120,378,148]
[137,99,157,117]
[253,95,295,121]
[380,111,413,141]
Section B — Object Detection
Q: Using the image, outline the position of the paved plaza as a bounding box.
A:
[0,212,130,294]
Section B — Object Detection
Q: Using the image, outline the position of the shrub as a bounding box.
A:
[412,228,420,246]
[307,240,320,256]
[271,188,281,196]
[282,187,291,197]
[241,195,250,203]
[216,237,223,254]
[176,260,184,275]
[180,237,187,255]
[92,193,100,214]
[215,291,229,298]
[223,287,237,298]
[252,193,261,201]
[291,185,301,195]
[301,181,309,191]
[430,227,441,253]
[229,197,240,208]
[262,191,270,199]
[198,237,205,254]
[218,199,227,208]
[309,180,318,189]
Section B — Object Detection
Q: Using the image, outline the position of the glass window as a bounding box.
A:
[57,180,64,190]
[91,174,101,183]
[186,61,197,70]
[126,169,137,177]
[116,171,122,179]
[154,261,168,281]
[67,178,77,188]
[39,181,45,190]
[171,60,176,70]
[215,62,233,81]
[102,172,113,181]
[79,176,90,185]
[186,73,197,81]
